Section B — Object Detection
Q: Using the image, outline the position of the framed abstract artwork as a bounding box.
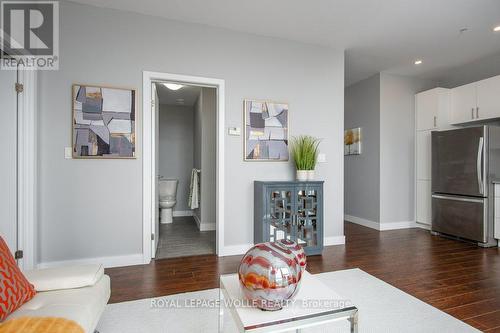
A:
[72,84,136,158]
[244,99,289,161]
[344,127,362,155]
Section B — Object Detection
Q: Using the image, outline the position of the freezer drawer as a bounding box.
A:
[432,194,487,243]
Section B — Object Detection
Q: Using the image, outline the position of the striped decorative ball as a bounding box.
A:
[238,240,306,310]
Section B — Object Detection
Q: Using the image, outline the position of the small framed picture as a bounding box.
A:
[344,127,362,155]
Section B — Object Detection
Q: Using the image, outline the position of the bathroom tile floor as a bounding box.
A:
[155,216,215,259]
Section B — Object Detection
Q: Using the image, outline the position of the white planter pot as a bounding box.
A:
[306,170,315,181]
[296,170,308,181]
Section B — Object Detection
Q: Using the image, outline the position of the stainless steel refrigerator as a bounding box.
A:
[431,125,500,247]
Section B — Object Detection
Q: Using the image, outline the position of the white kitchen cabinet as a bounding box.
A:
[416,131,432,180]
[416,180,432,225]
[416,90,438,130]
[415,88,450,227]
[477,75,500,121]
[451,82,476,124]
[416,88,451,131]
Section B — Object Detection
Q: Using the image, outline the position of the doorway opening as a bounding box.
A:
[154,82,216,259]
[142,71,225,263]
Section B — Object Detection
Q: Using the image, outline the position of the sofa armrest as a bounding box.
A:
[24,264,104,292]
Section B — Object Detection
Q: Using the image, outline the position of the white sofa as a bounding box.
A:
[7,264,110,333]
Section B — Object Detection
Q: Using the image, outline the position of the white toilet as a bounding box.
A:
[159,179,178,224]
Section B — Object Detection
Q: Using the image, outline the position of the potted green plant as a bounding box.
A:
[290,135,321,181]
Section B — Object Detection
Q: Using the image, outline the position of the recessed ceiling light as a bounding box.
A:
[494,25,500,32]
[164,83,184,91]
[414,60,423,65]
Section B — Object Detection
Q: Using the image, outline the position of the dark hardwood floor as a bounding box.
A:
[106,222,500,332]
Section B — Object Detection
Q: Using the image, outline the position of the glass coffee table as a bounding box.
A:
[219,271,358,332]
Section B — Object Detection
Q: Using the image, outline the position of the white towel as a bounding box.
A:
[188,169,200,209]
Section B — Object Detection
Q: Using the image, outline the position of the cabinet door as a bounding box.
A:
[451,83,476,124]
[416,180,432,225]
[416,90,438,130]
[477,75,500,121]
[265,187,295,243]
[416,130,432,180]
[294,185,322,254]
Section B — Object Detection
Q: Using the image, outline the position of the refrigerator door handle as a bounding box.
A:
[431,194,484,203]
[477,137,484,195]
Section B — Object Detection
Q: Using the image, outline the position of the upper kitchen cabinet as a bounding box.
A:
[451,74,500,124]
[476,75,500,121]
[451,82,477,124]
[416,88,451,131]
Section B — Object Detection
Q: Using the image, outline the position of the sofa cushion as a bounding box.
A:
[0,237,36,321]
[8,275,110,333]
[24,265,104,292]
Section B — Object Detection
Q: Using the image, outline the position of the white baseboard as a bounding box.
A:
[219,236,346,256]
[380,221,417,230]
[193,213,215,231]
[416,222,431,230]
[200,223,216,231]
[37,253,144,269]
[345,215,416,231]
[173,210,193,217]
[345,215,380,230]
[219,243,253,257]
[324,235,346,246]
[193,214,201,229]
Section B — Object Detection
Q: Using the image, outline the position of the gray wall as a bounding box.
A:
[379,73,436,224]
[192,88,216,228]
[439,51,500,88]
[37,1,344,264]
[200,88,216,228]
[344,73,435,225]
[344,74,380,223]
[159,104,194,212]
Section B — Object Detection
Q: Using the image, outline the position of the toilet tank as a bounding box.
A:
[159,179,178,198]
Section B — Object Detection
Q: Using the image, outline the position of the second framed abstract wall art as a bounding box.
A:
[244,99,289,161]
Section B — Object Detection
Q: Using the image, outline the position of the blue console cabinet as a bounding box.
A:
[254,181,324,255]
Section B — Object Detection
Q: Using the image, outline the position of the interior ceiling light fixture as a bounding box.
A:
[494,26,500,32]
[414,60,423,65]
[164,83,184,91]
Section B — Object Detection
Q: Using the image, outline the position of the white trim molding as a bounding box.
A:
[37,253,144,269]
[345,215,417,231]
[324,236,346,246]
[220,243,253,257]
[143,71,225,264]
[17,67,37,271]
[416,222,431,230]
[173,210,194,217]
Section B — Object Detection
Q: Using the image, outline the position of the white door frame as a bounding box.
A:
[2,35,38,270]
[17,67,37,271]
[142,71,225,263]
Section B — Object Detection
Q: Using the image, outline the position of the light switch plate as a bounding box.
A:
[65,147,73,159]
[317,153,326,163]
[228,127,241,136]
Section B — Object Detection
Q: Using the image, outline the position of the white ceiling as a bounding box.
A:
[156,83,201,107]
[70,0,500,86]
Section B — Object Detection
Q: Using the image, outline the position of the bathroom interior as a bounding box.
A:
[155,82,216,259]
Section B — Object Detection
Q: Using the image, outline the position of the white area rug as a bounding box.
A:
[96,268,479,333]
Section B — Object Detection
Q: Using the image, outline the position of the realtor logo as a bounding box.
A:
[1,1,59,70]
